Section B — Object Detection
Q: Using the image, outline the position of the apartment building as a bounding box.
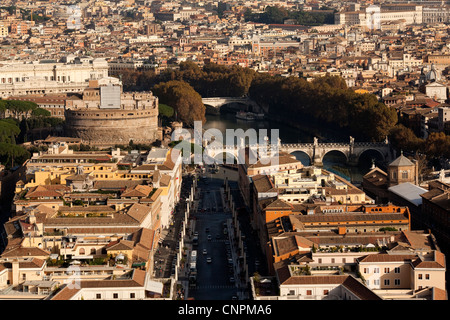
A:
[261,202,412,275]
[0,23,8,37]
[0,258,50,291]
[287,205,411,234]
[437,106,450,132]
[261,228,447,300]
[251,38,301,56]
[274,272,383,300]
[247,162,378,250]
[273,167,372,205]
[50,269,170,300]
[420,181,450,252]
[388,53,423,76]
[239,150,304,208]
[127,148,183,228]
[422,6,450,24]
[357,250,446,294]
[14,143,181,231]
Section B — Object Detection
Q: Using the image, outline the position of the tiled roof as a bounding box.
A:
[401,230,438,251]
[291,212,409,224]
[421,188,450,210]
[159,174,171,186]
[273,236,298,256]
[1,258,46,269]
[412,252,446,269]
[0,246,51,258]
[265,198,293,210]
[252,174,276,193]
[389,154,414,167]
[131,228,155,251]
[432,287,448,300]
[249,155,302,169]
[106,240,134,251]
[126,203,151,224]
[94,179,145,190]
[277,270,382,300]
[25,185,69,198]
[51,269,147,300]
[121,184,154,198]
[341,275,382,300]
[357,254,417,263]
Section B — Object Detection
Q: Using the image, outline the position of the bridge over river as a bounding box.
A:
[204,136,395,167]
[202,97,263,114]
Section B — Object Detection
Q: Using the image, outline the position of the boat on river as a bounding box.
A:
[235,111,264,121]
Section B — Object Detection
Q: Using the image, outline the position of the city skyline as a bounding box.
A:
[0,0,448,305]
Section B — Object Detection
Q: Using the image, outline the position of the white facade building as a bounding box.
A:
[425,82,447,103]
[336,5,423,28]
[0,57,109,98]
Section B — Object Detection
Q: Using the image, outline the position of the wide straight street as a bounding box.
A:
[188,168,237,300]
[188,165,265,300]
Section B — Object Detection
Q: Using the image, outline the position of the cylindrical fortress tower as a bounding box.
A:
[64,107,159,144]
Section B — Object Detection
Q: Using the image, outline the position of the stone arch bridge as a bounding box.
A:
[202,97,263,114]
[204,137,395,167]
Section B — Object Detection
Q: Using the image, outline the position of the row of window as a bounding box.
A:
[317,258,348,264]
[74,111,154,117]
[363,267,401,274]
[366,279,401,286]
[391,170,410,180]
[418,273,431,280]
[96,292,136,299]
[288,289,329,296]
[255,165,298,174]
[94,173,152,179]
[0,76,73,83]
[77,248,98,255]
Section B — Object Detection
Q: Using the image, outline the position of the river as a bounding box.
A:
[204,112,384,184]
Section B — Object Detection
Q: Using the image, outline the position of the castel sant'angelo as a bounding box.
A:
[64,77,160,146]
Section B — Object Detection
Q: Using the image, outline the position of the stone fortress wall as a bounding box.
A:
[64,80,160,145]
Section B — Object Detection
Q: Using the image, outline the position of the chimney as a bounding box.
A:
[414,160,419,185]
[29,211,36,225]
[12,259,20,286]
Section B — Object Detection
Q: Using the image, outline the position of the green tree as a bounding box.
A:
[424,132,450,158]
[0,142,30,168]
[248,74,397,141]
[0,119,20,144]
[388,124,424,152]
[152,80,206,126]
[159,103,174,118]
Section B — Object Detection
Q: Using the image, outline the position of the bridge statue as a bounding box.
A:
[313,137,318,146]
